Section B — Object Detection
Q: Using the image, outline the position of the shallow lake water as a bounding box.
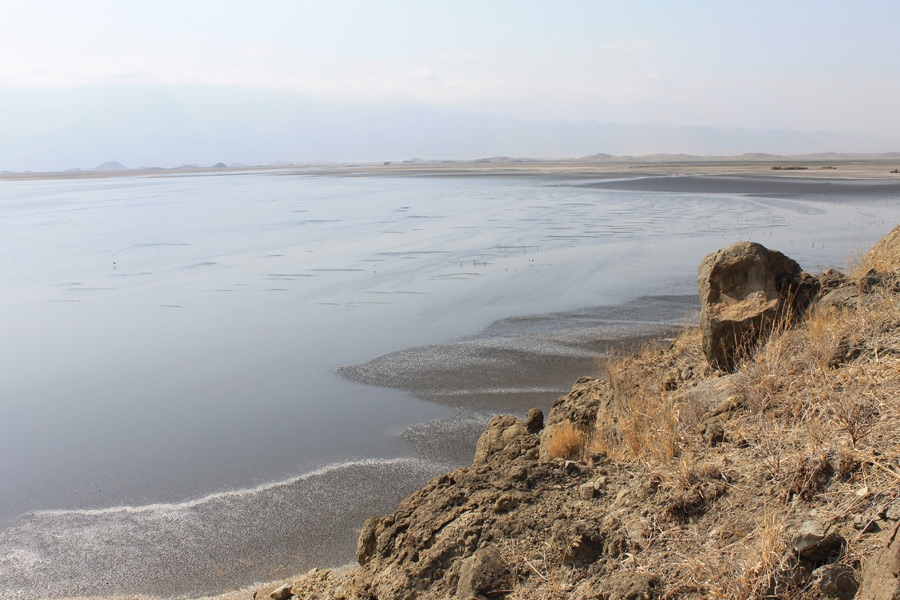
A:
[0,170,897,598]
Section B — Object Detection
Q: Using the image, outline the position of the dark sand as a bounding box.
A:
[576,175,900,197]
[340,295,700,466]
[1,459,444,599]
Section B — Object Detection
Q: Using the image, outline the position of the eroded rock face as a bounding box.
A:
[698,241,813,371]
[865,224,900,270]
[344,442,574,600]
[857,522,900,600]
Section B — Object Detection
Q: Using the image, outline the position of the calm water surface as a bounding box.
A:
[0,171,896,598]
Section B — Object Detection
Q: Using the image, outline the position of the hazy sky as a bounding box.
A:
[1,1,899,169]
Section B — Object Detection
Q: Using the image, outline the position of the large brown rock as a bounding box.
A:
[473,415,531,467]
[698,241,812,371]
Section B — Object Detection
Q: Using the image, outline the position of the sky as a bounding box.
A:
[1,0,899,169]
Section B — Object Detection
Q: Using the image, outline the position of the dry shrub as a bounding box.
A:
[734,509,791,599]
[545,422,586,460]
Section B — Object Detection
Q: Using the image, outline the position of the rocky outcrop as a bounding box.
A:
[698,241,816,371]
[344,445,582,599]
[857,522,900,600]
[473,415,535,467]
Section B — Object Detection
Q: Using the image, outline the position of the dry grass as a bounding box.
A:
[576,266,900,599]
[590,332,707,464]
[545,422,587,460]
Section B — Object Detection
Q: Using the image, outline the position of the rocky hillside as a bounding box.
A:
[252,226,900,600]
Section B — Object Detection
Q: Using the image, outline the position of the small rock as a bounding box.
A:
[793,521,826,555]
[853,515,880,533]
[680,366,693,381]
[793,522,845,562]
[553,521,607,564]
[507,465,528,481]
[702,420,726,447]
[811,562,858,600]
[493,494,519,513]
[457,545,512,599]
[595,475,608,487]
[885,504,900,521]
[579,483,595,500]
[564,460,583,473]
[525,408,544,433]
[625,519,651,545]
[270,583,293,600]
[818,287,860,311]
[663,370,678,390]
[827,337,862,368]
[594,571,660,600]
[858,268,885,293]
[643,474,662,495]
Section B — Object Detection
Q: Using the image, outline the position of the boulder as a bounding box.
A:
[698,241,814,371]
[473,415,529,466]
[857,521,900,600]
[456,545,512,599]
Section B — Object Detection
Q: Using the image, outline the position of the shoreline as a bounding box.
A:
[3,156,900,183]
[8,296,694,600]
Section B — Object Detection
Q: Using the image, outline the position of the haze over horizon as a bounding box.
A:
[1,0,899,171]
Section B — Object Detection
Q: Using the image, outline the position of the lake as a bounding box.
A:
[0,169,897,598]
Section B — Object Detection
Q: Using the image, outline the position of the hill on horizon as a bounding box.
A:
[1,84,898,172]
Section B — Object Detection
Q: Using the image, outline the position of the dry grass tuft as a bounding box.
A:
[545,422,587,460]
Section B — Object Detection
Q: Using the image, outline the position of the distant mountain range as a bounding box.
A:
[0,84,898,172]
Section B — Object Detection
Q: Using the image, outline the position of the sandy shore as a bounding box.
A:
[3,155,900,183]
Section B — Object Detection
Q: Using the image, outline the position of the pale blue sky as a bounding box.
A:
[1,1,898,169]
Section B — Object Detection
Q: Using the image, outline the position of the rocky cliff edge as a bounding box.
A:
[254,225,900,600]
